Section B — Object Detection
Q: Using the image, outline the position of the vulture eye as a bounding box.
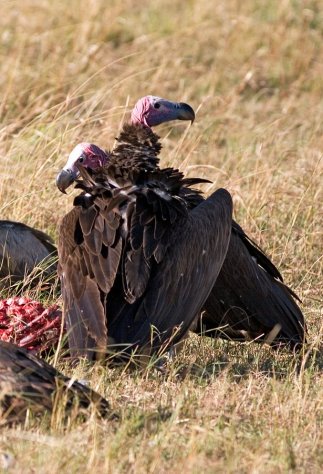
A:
[154,102,161,109]
[78,156,85,163]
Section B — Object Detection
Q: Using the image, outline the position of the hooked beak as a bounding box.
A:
[56,168,78,194]
[176,102,195,124]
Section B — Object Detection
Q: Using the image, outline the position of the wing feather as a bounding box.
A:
[79,206,97,236]
[124,247,150,303]
[84,228,102,254]
[102,218,116,246]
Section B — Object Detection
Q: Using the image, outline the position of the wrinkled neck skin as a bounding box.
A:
[130,96,151,128]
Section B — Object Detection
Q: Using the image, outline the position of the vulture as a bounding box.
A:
[57,95,306,351]
[0,340,110,423]
[56,99,233,359]
[0,220,57,290]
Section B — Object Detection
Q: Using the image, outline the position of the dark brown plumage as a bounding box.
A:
[0,220,57,290]
[112,125,306,348]
[58,126,233,360]
[56,95,306,351]
[195,220,306,348]
[0,340,110,424]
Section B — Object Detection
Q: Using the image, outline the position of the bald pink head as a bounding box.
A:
[56,143,108,193]
[131,96,195,128]
[72,142,107,169]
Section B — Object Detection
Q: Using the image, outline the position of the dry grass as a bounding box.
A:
[0,0,322,472]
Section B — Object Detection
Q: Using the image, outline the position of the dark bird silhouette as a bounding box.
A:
[56,103,233,360]
[57,95,306,350]
[0,220,57,290]
[0,340,110,424]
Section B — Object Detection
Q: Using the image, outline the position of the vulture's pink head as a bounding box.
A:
[56,143,108,193]
[131,96,195,128]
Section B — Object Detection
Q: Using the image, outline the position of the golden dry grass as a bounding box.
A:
[0,0,322,472]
